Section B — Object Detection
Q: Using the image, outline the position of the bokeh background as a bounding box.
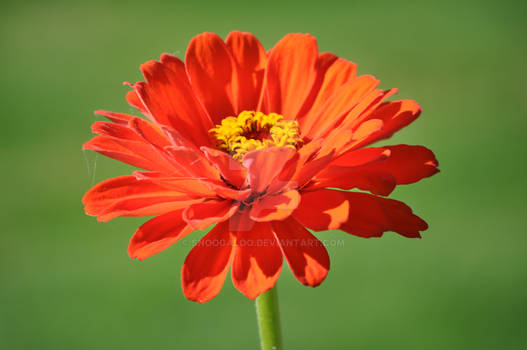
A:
[2,0,526,349]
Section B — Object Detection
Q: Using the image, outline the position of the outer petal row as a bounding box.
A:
[314,145,439,195]
[181,215,330,303]
[294,189,428,238]
[82,175,202,222]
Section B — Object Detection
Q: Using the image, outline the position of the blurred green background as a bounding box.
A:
[2,0,526,349]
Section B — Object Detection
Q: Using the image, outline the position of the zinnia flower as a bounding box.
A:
[82,31,439,303]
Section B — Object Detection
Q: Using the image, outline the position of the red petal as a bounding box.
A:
[297,53,357,134]
[97,196,199,223]
[305,75,379,138]
[164,146,220,180]
[317,129,353,159]
[134,170,249,202]
[91,117,171,150]
[136,54,213,146]
[128,209,193,261]
[278,139,322,189]
[367,145,439,184]
[225,31,266,113]
[293,190,349,231]
[327,169,396,196]
[263,33,318,119]
[200,180,252,202]
[231,222,282,299]
[313,147,396,195]
[292,151,335,189]
[84,117,178,174]
[250,190,300,222]
[133,174,217,197]
[336,90,399,144]
[347,88,399,130]
[271,217,330,286]
[84,136,179,174]
[265,152,301,194]
[94,110,134,125]
[125,90,148,115]
[82,175,199,222]
[182,222,234,303]
[242,147,295,193]
[128,116,172,149]
[347,119,385,149]
[183,199,239,230]
[314,145,439,195]
[317,116,385,159]
[351,100,422,148]
[185,32,237,124]
[347,145,439,187]
[326,147,390,167]
[340,191,427,238]
[201,146,247,188]
[91,121,143,141]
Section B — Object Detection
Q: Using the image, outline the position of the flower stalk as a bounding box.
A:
[255,286,283,350]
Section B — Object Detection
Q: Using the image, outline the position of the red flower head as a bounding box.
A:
[82,32,439,303]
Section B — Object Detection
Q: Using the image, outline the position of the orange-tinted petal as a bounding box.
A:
[82,175,200,222]
[347,88,399,130]
[250,189,300,222]
[265,152,301,194]
[297,53,357,134]
[321,118,385,157]
[182,221,234,303]
[185,32,237,123]
[293,190,349,231]
[316,129,353,159]
[83,136,158,172]
[350,100,422,149]
[201,180,252,202]
[134,170,249,201]
[94,109,135,125]
[136,54,213,146]
[125,89,148,115]
[84,116,179,174]
[292,151,334,189]
[128,209,193,261]
[242,147,296,193]
[164,146,220,180]
[96,196,199,223]
[231,222,282,299]
[262,33,318,119]
[201,146,247,188]
[133,173,217,197]
[305,75,379,138]
[271,217,330,286]
[91,120,143,142]
[83,176,168,214]
[128,116,172,149]
[225,31,266,113]
[183,199,239,230]
[277,139,323,189]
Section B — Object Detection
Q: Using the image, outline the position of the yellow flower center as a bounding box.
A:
[210,111,302,161]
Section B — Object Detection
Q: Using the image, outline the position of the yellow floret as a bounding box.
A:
[210,111,302,161]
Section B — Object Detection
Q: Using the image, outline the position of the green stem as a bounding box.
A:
[255,286,283,350]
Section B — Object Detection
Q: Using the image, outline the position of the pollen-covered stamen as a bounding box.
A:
[210,111,302,160]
